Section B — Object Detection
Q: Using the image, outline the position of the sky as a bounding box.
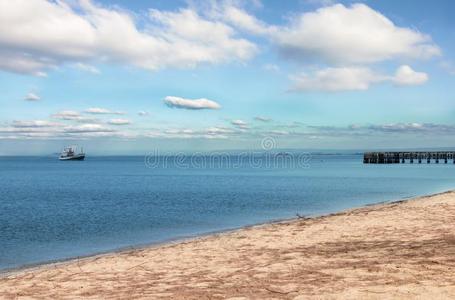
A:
[1,0,455,155]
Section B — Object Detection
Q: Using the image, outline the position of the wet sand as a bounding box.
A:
[1,191,455,299]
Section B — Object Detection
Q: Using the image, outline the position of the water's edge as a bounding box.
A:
[2,188,452,277]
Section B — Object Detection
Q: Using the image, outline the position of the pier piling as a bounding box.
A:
[363,151,455,164]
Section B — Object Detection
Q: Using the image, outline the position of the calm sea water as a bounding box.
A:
[1,154,455,271]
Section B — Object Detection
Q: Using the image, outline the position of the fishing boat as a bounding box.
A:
[59,145,85,161]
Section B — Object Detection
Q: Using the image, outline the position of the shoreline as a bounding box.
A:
[2,189,455,298]
[0,189,434,277]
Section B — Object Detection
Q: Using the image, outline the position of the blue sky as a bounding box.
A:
[1,0,455,154]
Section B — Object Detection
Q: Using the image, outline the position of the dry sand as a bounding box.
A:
[1,191,455,299]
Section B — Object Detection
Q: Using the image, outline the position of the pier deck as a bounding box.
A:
[363,151,455,164]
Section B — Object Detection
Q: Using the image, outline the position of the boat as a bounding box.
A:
[59,145,85,161]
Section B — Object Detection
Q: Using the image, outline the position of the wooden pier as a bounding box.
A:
[363,152,455,164]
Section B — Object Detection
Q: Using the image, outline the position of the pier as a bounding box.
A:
[363,152,455,164]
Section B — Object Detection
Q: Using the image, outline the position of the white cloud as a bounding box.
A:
[392,65,428,86]
[52,110,81,120]
[138,111,150,116]
[164,96,221,110]
[148,8,256,66]
[206,126,235,135]
[108,118,131,125]
[291,65,428,91]
[73,63,100,74]
[0,0,257,75]
[12,120,60,128]
[216,2,439,66]
[84,107,125,115]
[0,119,128,139]
[0,51,52,77]
[221,6,273,35]
[368,123,425,132]
[51,110,101,123]
[231,119,247,126]
[291,67,385,91]
[210,3,437,92]
[63,123,115,134]
[231,119,248,129]
[24,92,40,101]
[273,3,440,65]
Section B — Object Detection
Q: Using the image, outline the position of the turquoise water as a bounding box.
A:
[1,154,455,271]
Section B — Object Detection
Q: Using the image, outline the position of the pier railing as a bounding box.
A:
[363,152,455,164]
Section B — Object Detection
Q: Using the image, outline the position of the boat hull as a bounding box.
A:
[59,154,85,161]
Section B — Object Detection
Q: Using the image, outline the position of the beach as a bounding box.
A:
[1,191,455,299]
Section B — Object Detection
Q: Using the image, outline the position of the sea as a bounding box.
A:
[1,153,455,271]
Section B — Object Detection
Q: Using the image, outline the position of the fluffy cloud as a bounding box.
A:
[291,67,384,91]
[108,118,131,125]
[164,96,221,110]
[231,119,247,126]
[84,107,125,115]
[273,3,440,65]
[206,127,235,135]
[12,120,59,128]
[393,65,428,86]
[9,120,110,132]
[63,123,114,133]
[52,110,82,120]
[214,3,437,92]
[0,0,257,75]
[0,119,131,139]
[52,110,102,123]
[148,8,256,66]
[291,65,428,91]
[24,92,40,101]
[73,63,100,74]
[222,6,274,35]
[230,119,248,129]
[218,3,439,65]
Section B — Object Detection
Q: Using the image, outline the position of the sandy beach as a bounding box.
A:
[1,191,455,299]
